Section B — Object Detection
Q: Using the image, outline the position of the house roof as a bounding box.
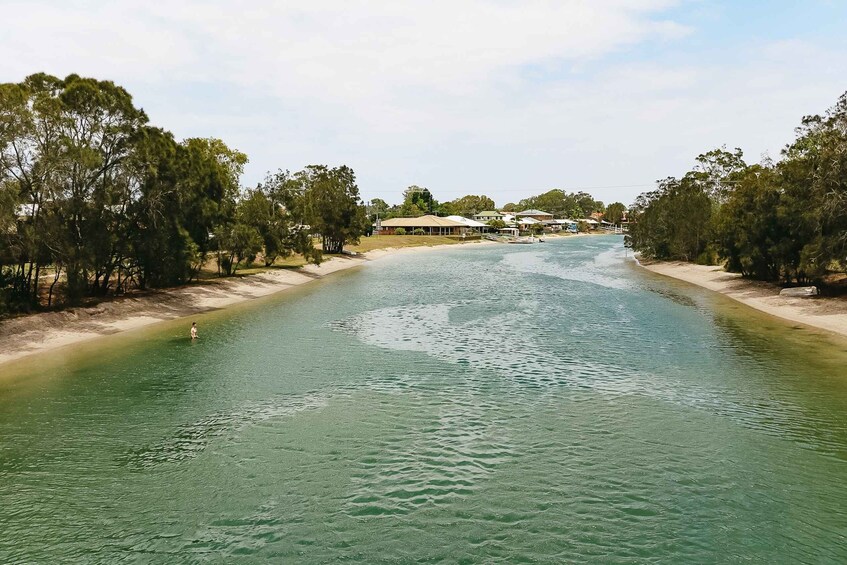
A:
[380,215,466,228]
[516,209,553,217]
[445,215,487,227]
[517,217,540,224]
[474,210,502,217]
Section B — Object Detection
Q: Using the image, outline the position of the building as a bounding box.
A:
[472,210,504,222]
[378,215,467,235]
[516,216,541,229]
[553,219,578,232]
[445,215,489,232]
[515,209,553,221]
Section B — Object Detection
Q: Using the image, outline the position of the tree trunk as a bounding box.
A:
[47,266,62,308]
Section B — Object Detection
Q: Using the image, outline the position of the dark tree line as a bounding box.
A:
[0,73,368,314]
[372,187,497,219]
[503,190,605,219]
[627,92,847,285]
[371,186,617,222]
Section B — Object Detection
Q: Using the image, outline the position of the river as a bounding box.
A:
[2,235,846,562]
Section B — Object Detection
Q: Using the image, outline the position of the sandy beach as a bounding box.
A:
[639,259,847,339]
[0,240,496,367]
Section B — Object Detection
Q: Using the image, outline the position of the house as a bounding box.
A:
[515,209,553,221]
[445,215,489,232]
[516,216,541,228]
[554,219,578,232]
[378,215,466,235]
[473,210,504,222]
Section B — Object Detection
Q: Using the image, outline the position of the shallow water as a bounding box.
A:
[2,236,847,562]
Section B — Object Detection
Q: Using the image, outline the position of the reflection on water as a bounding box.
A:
[2,235,847,563]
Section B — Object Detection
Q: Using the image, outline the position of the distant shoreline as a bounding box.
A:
[637,259,847,339]
[0,240,498,368]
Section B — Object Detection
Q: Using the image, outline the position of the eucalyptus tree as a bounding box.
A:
[179,137,247,267]
[626,177,711,262]
[444,194,496,217]
[45,74,149,299]
[240,170,321,267]
[603,202,627,224]
[299,165,369,254]
[780,92,847,281]
[0,74,69,307]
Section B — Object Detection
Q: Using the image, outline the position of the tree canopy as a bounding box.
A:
[299,165,369,254]
[627,93,847,286]
[0,73,365,314]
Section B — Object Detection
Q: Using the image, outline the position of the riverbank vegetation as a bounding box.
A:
[372,185,625,227]
[627,92,847,288]
[0,73,369,314]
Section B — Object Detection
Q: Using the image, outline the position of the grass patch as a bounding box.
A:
[346,235,466,253]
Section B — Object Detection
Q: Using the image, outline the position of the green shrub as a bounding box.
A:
[695,245,719,266]
[413,228,426,235]
[394,227,406,235]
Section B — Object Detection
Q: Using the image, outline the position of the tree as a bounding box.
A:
[300,165,369,254]
[487,219,506,230]
[714,165,783,279]
[369,198,389,218]
[213,222,262,275]
[604,202,627,224]
[400,185,437,216]
[179,137,247,268]
[626,177,712,262]
[0,73,255,312]
[445,194,496,217]
[240,171,321,267]
[691,146,747,204]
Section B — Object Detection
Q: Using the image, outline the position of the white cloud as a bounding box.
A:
[1,1,845,205]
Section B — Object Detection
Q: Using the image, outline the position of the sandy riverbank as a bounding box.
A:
[639,260,847,339]
[0,240,497,367]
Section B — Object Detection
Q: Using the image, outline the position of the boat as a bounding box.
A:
[508,236,538,244]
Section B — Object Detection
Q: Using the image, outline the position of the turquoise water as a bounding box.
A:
[2,236,847,562]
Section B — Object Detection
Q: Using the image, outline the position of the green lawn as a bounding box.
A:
[346,235,468,253]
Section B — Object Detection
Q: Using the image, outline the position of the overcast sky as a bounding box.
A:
[3,1,846,207]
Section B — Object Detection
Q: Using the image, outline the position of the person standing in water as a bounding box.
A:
[190,322,198,340]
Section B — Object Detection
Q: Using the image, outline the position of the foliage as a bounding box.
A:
[299,165,369,254]
[394,227,406,235]
[397,185,436,217]
[368,198,389,218]
[441,194,495,217]
[0,72,361,314]
[604,202,627,224]
[412,228,426,235]
[626,177,712,262]
[240,170,321,266]
[214,223,262,275]
[628,91,847,285]
[510,189,603,219]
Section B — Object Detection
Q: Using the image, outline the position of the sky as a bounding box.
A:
[2,0,846,207]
